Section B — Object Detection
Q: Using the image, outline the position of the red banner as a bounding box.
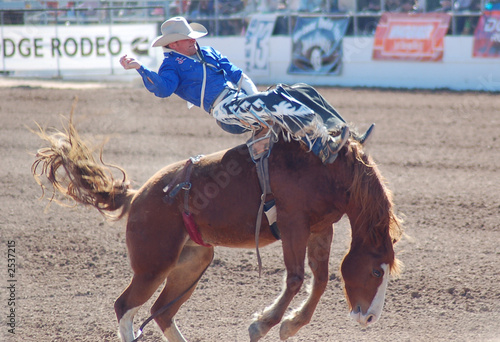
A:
[473,11,500,58]
[373,13,451,62]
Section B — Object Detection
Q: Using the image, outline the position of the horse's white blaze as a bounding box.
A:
[350,263,390,326]
[366,263,390,322]
[118,306,140,342]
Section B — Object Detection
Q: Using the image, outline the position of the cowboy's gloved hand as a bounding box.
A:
[120,55,141,70]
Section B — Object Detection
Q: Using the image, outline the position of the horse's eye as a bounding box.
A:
[372,269,383,278]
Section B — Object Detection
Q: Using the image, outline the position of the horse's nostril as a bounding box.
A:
[366,314,375,323]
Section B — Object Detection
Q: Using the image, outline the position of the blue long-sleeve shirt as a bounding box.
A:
[137,46,243,112]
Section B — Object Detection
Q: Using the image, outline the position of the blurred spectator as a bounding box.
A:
[394,0,417,12]
[453,0,472,10]
[460,15,479,34]
[77,1,99,18]
[298,0,323,12]
[150,6,165,17]
[287,0,301,10]
[259,0,287,11]
[456,0,481,35]
[189,0,214,16]
[170,0,191,15]
[217,0,245,35]
[338,0,356,12]
[434,0,452,11]
[327,0,340,11]
[358,16,380,35]
[358,0,380,35]
[384,0,400,11]
[361,0,381,11]
[199,0,215,15]
[219,18,245,35]
[218,0,244,14]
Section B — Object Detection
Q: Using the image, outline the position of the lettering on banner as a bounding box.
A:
[51,36,122,57]
[250,22,271,70]
[393,40,424,51]
[131,37,150,56]
[388,25,435,40]
[473,13,500,57]
[2,38,44,57]
[484,17,500,42]
[1,36,123,58]
[484,17,500,32]
[244,16,275,75]
[373,13,450,61]
[0,24,156,72]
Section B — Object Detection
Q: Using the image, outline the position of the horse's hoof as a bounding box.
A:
[279,318,301,340]
[248,321,263,342]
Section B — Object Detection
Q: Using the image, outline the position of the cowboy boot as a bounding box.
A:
[317,125,350,164]
[352,123,375,145]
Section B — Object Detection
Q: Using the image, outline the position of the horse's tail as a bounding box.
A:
[31,115,136,221]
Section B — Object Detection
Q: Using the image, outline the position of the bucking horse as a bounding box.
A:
[31,101,402,342]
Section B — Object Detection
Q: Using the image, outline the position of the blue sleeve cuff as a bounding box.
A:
[137,65,146,75]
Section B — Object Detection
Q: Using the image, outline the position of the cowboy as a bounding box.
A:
[120,17,361,164]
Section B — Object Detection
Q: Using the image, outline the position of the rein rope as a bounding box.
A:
[247,128,278,277]
[254,157,269,277]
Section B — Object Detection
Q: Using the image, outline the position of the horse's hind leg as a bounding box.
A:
[249,219,310,342]
[115,272,169,342]
[280,225,333,340]
[152,244,214,342]
[115,214,188,342]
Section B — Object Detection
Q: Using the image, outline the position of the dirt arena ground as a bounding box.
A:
[0,78,499,342]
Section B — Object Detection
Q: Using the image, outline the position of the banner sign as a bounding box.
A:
[373,13,451,61]
[0,24,157,73]
[288,16,349,75]
[244,14,276,76]
[473,11,500,58]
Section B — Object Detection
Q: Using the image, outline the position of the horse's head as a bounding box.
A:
[341,237,397,326]
[340,142,403,327]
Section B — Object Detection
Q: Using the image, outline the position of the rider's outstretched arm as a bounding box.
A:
[239,73,259,95]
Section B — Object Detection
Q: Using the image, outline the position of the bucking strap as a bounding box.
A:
[162,155,210,247]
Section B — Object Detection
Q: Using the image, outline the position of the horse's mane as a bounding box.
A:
[346,141,403,275]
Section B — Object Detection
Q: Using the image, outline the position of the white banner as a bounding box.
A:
[244,14,276,77]
[1,24,158,74]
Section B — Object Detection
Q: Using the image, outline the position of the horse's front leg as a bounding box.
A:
[248,220,309,342]
[280,225,333,340]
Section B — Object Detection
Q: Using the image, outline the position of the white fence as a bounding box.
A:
[0,24,159,77]
[1,24,499,91]
[204,36,500,91]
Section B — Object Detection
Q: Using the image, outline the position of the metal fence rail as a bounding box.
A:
[0,0,486,36]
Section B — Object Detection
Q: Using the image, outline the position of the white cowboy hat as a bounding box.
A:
[152,17,208,47]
